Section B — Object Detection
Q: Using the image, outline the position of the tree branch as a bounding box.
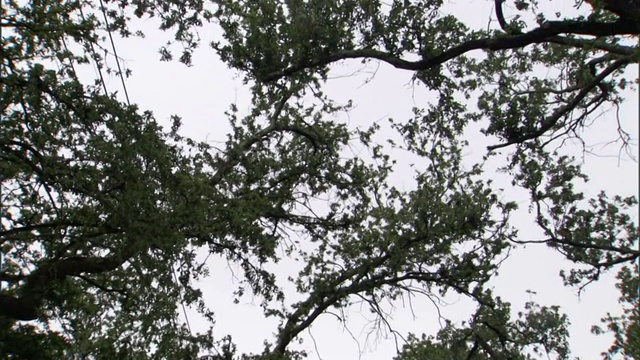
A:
[274,261,489,354]
[546,35,636,55]
[487,56,630,150]
[494,0,510,33]
[209,87,293,186]
[0,273,26,282]
[260,19,640,82]
[0,246,136,320]
[511,237,640,257]
[476,333,506,360]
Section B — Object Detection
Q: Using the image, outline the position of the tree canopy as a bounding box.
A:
[1,0,638,359]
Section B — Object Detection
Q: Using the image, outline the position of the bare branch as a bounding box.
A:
[488,57,631,150]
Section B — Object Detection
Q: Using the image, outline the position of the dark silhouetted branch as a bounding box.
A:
[260,19,640,82]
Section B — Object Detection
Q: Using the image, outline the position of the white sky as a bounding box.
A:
[74,1,639,359]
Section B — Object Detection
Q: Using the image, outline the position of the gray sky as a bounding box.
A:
[77,1,640,358]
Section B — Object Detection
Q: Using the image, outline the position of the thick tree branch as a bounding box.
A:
[0,246,136,320]
[260,19,640,82]
[586,0,640,19]
[0,295,39,321]
[494,0,510,33]
[0,220,81,238]
[546,35,636,55]
[0,273,26,282]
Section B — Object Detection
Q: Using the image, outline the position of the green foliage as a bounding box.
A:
[395,297,572,360]
[593,265,640,359]
[1,0,638,359]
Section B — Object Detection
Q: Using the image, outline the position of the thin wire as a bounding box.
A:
[92,0,197,340]
[84,0,197,343]
[78,7,109,96]
[172,269,193,333]
[97,0,131,106]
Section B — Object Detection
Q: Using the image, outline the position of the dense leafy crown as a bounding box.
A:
[1,0,638,359]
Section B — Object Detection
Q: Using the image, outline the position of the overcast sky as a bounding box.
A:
[74,1,640,358]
